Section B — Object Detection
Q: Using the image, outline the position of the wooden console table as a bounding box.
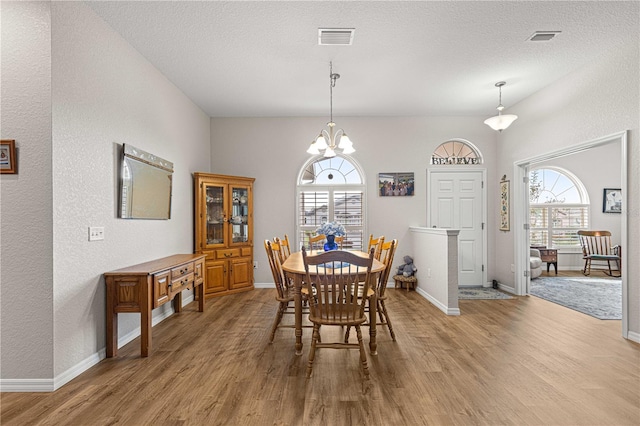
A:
[104,254,206,357]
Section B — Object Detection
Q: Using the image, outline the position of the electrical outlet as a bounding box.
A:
[253,261,258,269]
[510,264,515,272]
[427,268,431,277]
[89,226,104,241]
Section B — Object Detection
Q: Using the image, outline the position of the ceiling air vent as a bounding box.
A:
[527,31,561,42]
[318,28,355,45]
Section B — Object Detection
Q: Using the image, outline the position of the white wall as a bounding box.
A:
[497,43,639,335]
[1,1,211,389]
[1,1,54,382]
[210,116,498,285]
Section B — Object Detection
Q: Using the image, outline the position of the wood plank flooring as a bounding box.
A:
[2,287,639,425]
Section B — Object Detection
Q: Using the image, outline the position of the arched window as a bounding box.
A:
[529,167,590,248]
[431,139,483,165]
[297,155,366,250]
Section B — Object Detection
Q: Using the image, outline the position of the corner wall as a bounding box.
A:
[1,1,54,383]
[51,1,211,381]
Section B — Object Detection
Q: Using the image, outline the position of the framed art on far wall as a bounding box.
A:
[378,172,414,196]
[603,188,622,213]
[0,140,17,174]
[499,179,510,231]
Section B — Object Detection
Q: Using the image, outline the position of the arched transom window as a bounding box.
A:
[297,155,366,250]
[431,139,482,165]
[529,167,590,248]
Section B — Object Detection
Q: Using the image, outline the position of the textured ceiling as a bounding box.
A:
[86,1,639,118]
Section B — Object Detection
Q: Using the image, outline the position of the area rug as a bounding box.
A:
[530,276,621,320]
[458,287,513,300]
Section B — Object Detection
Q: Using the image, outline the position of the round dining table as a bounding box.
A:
[281,250,386,356]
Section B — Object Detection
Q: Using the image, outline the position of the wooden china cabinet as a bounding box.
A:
[194,173,255,298]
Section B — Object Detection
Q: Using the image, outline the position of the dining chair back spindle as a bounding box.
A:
[302,247,375,382]
[274,234,292,262]
[308,234,326,251]
[368,234,385,260]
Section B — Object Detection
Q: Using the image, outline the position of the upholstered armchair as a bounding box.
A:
[530,248,542,279]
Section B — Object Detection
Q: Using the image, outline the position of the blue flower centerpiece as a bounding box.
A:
[316,221,346,251]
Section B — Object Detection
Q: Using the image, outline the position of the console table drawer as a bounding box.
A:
[171,272,194,295]
[172,262,194,279]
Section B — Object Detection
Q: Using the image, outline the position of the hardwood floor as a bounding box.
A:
[2,288,639,425]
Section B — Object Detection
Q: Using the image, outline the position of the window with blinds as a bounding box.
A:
[529,168,589,249]
[297,156,366,251]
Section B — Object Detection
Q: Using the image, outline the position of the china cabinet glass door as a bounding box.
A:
[230,185,250,244]
[205,184,225,246]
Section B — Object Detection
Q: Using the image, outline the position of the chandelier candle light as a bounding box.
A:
[484,81,518,132]
[307,62,355,157]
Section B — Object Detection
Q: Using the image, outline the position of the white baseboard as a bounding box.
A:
[254,282,274,289]
[0,378,55,392]
[627,330,640,344]
[0,291,196,393]
[415,287,460,316]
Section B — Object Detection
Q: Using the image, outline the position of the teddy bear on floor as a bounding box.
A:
[397,255,417,277]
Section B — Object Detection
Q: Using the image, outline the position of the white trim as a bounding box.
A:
[514,130,629,339]
[415,287,461,316]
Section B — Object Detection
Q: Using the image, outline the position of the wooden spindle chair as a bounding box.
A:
[302,247,375,383]
[345,240,398,342]
[577,230,621,277]
[264,240,311,342]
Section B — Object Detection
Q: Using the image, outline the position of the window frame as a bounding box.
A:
[529,167,590,250]
[296,155,367,251]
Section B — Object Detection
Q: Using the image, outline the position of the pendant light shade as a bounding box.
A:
[484,81,518,132]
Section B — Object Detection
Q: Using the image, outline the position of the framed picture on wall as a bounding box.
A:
[378,172,414,196]
[603,188,622,213]
[499,179,510,231]
[0,140,17,174]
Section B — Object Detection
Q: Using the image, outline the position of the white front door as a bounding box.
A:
[429,170,485,287]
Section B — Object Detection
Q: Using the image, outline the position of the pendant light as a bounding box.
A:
[307,62,355,157]
[484,81,518,131]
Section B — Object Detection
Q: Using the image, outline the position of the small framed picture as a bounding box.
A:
[378,172,414,196]
[0,140,17,174]
[603,188,622,213]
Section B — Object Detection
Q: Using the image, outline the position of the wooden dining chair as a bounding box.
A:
[308,234,325,251]
[274,234,292,262]
[367,234,385,259]
[375,239,398,340]
[302,247,374,382]
[345,240,398,342]
[264,240,311,342]
[334,235,345,249]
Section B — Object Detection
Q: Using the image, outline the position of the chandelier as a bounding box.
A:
[307,62,355,157]
[484,81,518,132]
